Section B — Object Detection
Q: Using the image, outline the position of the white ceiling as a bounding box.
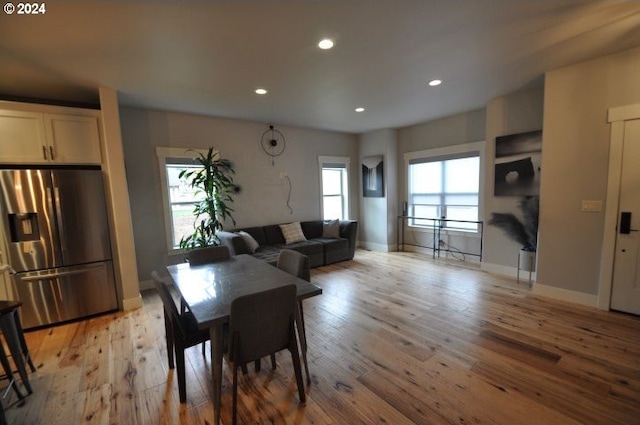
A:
[1,1,639,134]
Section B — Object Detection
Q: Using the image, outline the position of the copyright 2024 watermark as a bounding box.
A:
[4,2,47,14]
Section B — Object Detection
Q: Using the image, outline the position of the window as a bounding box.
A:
[405,142,484,232]
[318,156,350,220]
[157,147,208,250]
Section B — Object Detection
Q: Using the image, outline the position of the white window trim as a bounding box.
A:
[404,141,485,237]
[156,147,212,252]
[318,155,351,220]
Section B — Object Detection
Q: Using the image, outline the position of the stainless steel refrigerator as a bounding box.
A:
[0,167,118,329]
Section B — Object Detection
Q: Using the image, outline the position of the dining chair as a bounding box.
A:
[186,245,231,266]
[152,271,211,403]
[275,249,310,373]
[183,245,231,355]
[277,249,310,282]
[225,284,305,425]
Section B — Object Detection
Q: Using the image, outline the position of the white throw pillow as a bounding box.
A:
[279,222,307,245]
[238,231,260,253]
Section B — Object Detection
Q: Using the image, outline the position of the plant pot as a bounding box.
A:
[518,249,536,272]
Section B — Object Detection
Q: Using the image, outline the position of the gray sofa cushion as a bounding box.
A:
[264,224,286,245]
[251,245,282,265]
[276,240,324,268]
[316,237,349,252]
[217,230,250,255]
[240,226,268,246]
[300,221,323,239]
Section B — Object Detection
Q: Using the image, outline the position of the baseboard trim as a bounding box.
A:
[138,278,154,292]
[122,293,143,310]
[481,262,597,307]
[481,262,537,282]
[359,241,391,252]
[532,283,598,308]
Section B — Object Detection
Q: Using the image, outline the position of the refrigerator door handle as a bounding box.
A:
[18,263,106,281]
[53,186,68,258]
[46,186,63,263]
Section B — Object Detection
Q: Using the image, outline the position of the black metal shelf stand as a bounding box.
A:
[397,216,484,261]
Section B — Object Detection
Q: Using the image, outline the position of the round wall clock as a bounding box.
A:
[260,124,286,165]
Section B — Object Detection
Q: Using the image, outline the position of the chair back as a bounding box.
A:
[151,271,187,336]
[228,284,297,364]
[277,249,310,282]
[187,245,231,265]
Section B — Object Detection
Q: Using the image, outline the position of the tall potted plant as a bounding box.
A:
[179,147,240,250]
[488,196,539,271]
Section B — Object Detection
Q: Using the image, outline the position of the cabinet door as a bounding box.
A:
[45,114,102,164]
[0,110,48,163]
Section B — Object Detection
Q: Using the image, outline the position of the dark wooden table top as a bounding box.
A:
[166,254,322,329]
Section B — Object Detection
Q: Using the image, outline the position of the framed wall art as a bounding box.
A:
[494,130,542,196]
[362,155,384,197]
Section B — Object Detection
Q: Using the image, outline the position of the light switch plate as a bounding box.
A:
[581,200,602,212]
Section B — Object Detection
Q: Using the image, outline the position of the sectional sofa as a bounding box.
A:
[217,220,358,268]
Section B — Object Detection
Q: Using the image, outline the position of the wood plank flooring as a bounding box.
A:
[3,250,639,424]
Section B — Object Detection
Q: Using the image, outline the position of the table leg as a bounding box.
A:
[210,324,224,425]
[294,301,311,384]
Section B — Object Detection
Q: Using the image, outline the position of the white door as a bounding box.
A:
[611,119,640,314]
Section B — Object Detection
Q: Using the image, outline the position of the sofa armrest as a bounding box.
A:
[217,231,249,255]
[339,220,358,259]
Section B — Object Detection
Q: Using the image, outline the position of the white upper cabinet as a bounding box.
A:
[44,114,102,164]
[0,102,103,165]
[0,109,48,163]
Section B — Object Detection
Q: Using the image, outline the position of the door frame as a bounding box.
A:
[598,103,640,310]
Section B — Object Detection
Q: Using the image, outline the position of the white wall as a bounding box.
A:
[119,107,358,282]
[536,46,640,303]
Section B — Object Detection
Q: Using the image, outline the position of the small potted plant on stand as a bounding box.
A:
[488,196,539,285]
[179,147,240,251]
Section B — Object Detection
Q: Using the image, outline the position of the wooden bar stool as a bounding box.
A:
[0,301,35,396]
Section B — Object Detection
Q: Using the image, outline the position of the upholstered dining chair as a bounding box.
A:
[277,249,310,282]
[225,284,305,425]
[152,271,211,403]
[183,245,232,355]
[186,245,231,266]
[278,250,310,341]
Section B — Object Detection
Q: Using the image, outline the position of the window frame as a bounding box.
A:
[404,141,485,235]
[156,147,211,252]
[318,156,351,221]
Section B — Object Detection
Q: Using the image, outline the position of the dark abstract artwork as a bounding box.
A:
[494,130,542,196]
[362,155,384,197]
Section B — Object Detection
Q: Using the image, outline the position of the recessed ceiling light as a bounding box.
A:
[355,107,365,112]
[255,88,268,95]
[428,79,442,87]
[318,38,334,50]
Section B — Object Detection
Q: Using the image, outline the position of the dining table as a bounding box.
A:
[165,254,322,425]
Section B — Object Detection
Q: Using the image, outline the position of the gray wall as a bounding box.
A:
[397,109,487,203]
[119,45,640,307]
[358,129,398,251]
[395,109,487,258]
[483,86,545,271]
[120,107,358,282]
[537,46,640,297]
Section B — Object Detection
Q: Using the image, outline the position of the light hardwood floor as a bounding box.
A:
[3,250,639,424]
